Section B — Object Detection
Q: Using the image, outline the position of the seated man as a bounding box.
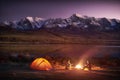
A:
[83,60,91,70]
[65,60,72,70]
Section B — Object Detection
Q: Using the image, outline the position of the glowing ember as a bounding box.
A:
[84,68,89,71]
[75,64,82,69]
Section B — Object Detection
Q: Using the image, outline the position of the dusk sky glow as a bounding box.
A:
[0,0,120,21]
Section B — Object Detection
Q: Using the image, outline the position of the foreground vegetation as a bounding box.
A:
[0,29,120,45]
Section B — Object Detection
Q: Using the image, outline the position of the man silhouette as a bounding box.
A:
[83,60,91,70]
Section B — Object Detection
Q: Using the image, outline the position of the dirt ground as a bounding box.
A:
[0,69,120,80]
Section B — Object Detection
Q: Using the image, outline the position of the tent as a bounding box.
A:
[30,58,52,70]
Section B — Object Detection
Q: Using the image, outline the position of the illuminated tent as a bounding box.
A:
[30,58,52,70]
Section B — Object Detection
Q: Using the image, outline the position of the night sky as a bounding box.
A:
[0,0,120,21]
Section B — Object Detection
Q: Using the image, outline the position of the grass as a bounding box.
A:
[0,44,64,53]
[0,30,120,45]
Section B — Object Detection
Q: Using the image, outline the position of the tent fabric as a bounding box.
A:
[30,58,52,70]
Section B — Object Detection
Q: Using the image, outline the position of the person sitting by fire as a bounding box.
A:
[65,60,72,70]
[83,60,91,70]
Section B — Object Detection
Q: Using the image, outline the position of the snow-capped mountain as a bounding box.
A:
[1,13,120,31]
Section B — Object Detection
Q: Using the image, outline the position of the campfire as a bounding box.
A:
[75,63,90,71]
[75,64,83,69]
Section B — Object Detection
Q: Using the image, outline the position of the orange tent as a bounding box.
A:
[30,58,52,70]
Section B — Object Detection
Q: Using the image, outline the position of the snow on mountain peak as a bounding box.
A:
[1,14,120,31]
[3,21,10,26]
[73,13,83,18]
[35,17,44,21]
[26,17,34,22]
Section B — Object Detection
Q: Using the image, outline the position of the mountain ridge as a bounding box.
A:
[0,13,120,32]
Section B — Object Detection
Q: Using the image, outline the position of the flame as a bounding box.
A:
[75,64,82,69]
[75,64,90,71]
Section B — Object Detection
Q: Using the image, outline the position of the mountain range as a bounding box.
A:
[0,13,120,31]
[0,13,120,44]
